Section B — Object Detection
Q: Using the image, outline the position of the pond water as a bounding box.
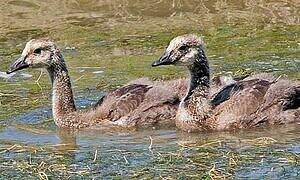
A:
[0,0,299,178]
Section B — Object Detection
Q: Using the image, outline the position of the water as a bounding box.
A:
[0,0,299,178]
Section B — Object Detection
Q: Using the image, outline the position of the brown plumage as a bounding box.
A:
[152,34,300,132]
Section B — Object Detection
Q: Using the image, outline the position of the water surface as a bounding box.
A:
[0,0,299,178]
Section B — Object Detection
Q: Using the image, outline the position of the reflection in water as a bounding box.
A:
[0,0,299,178]
[55,128,77,154]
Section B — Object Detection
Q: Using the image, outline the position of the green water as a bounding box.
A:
[0,0,299,178]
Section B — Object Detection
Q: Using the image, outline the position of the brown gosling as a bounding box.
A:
[152,34,300,132]
[7,38,190,129]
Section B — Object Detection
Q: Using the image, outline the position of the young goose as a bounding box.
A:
[152,34,300,132]
[7,38,191,129]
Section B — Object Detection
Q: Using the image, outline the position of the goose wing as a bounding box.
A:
[247,79,300,126]
[95,84,153,121]
[211,79,269,106]
[211,79,272,129]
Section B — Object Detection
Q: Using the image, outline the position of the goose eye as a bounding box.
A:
[33,48,42,54]
[179,45,188,52]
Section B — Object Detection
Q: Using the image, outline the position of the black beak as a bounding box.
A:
[6,56,29,74]
[152,52,173,67]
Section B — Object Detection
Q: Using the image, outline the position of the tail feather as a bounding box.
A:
[283,86,300,110]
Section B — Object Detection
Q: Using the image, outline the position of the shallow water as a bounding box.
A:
[0,0,299,178]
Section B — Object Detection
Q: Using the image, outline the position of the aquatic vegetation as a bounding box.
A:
[0,0,299,178]
[0,132,299,179]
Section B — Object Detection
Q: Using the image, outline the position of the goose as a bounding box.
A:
[6,38,189,129]
[152,34,300,132]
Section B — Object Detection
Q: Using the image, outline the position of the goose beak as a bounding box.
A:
[152,52,172,67]
[6,56,29,74]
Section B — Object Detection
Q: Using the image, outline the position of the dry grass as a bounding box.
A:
[0,135,299,179]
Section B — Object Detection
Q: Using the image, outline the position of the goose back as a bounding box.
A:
[212,74,300,130]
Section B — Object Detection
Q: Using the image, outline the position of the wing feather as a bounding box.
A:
[212,79,272,129]
[97,84,152,121]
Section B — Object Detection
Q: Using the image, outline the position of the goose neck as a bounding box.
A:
[183,48,210,103]
[47,55,76,126]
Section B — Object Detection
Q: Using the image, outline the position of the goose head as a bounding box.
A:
[7,38,61,74]
[152,34,206,68]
